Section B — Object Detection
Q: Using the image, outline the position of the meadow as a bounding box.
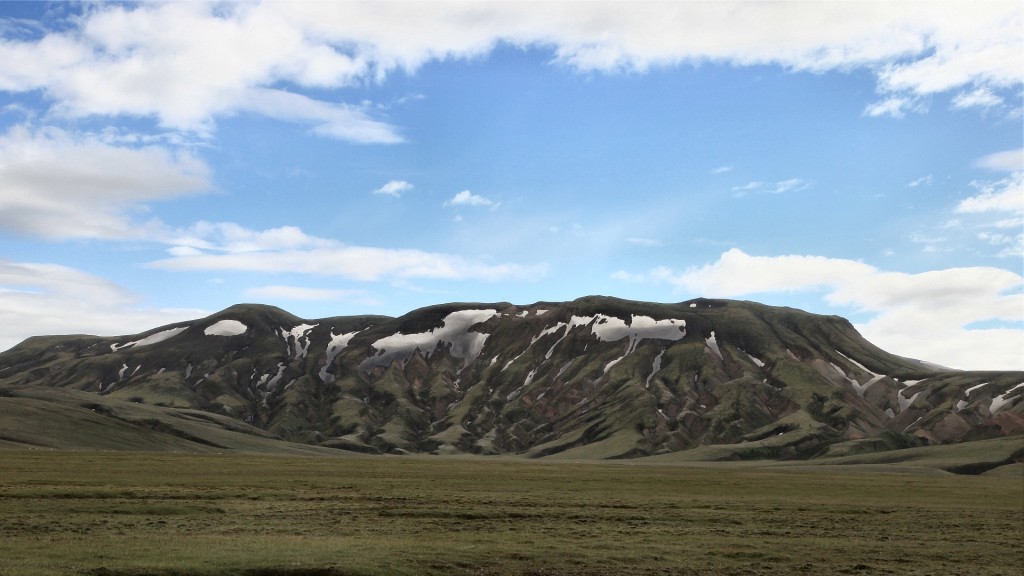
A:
[0,451,1021,576]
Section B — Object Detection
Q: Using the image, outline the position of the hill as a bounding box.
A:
[1,297,1021,461]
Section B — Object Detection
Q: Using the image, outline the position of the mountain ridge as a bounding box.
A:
[1,296,1021,460]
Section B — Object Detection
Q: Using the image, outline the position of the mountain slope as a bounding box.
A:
[1,297,1021,459]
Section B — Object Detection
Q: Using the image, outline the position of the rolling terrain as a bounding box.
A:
[1,297,1021,463]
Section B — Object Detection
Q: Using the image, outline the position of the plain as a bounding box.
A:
[0,450,1021,576]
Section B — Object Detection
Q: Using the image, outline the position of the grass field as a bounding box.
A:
[0,451,1021,576]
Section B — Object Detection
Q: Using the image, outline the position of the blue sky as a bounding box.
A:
[0,1,1021,369]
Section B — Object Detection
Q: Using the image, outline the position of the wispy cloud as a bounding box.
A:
[612,248,1024,370]
[731,178,809,196]
[243,285,369,302]
[863,96,919,119]
[974,148,1023,172]
[908,175,933,188]
[153,222,544,283]
[710,165,733,174]
[957,172,1024,215]
[445,190,498,208]
[951,87,1004,110]
[373,180,414,197]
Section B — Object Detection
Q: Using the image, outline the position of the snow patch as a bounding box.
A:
[205,320,247,336]
[746,353,765,368]
[362,309,498,370]
[282,323,317,358]
[647,350,665,389]
[964,382,988,397]
[955,400,968,412]
[989,382,1024,414]
[603,355,625,374]
[318,328,361,382]
[110,327,187,351]
[898,390,922,413]
[705,331,722,360]
[590,315,686,353]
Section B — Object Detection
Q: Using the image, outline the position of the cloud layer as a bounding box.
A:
[0,1,1019,139]
[157,221,545,283]
[0,126,210,239]
[0,259,205,351]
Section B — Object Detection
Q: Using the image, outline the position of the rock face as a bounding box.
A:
[1,297,1021,458]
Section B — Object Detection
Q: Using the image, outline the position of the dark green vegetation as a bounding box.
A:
[1,450,1022,576]
[1,297,1022,461]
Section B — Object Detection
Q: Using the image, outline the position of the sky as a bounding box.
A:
[0,1,1021,370]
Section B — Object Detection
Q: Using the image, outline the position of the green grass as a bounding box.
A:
[1,451,1021,576]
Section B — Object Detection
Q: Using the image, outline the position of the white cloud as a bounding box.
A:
[956,172,1024,214]
[0,259,205,352]
[863,96,918,118]
[772,178,809,194]
[908,175,933,188]
[446,190,497,208]
[951,87,1004,110]
[0,125,211,240]
[732,181,763,192]
[731,178,808,196]
[615,248,1024,370]
[373,180,414,197]
[710,165,733,174]
[975,148,1024,172]
[154,222,544,283]
[0,1,1016,139]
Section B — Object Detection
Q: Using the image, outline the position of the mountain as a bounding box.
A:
[1,297,1022,461]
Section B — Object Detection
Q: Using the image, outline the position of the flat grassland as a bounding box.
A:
[0,451,1020,576]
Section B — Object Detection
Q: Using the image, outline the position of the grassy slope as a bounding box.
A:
[0,385,344,456]
[0,451,1020,576]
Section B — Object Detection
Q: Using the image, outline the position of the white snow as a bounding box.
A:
[898,390,922,413]
[110,326,188,351]
[319,329,362,382]
[267,362,286,389]
[955,400,968,412]
[646,350,665,389]
[746,353,765,368]
[590,315,686,353]
[603,355,625,374]
[989,382,1024,414]
[535,309,549,316]
[964,382,989,397]
[204,320,248,336]
[705,331,722,360]
[689,303,697,308]
[884,408,895,418]
[523,368,537,388]
[282,323,317,358]
[362,309,498,370]
[118,363,129,379]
